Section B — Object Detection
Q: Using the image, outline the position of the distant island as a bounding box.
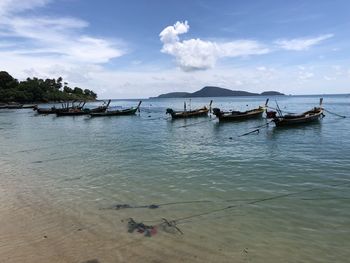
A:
[0,71,97,103]
[152,86,284,98]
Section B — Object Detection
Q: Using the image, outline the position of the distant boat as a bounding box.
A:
[89,101,142,117]
[56,108,89,116]
[212,99,269,121]
[22,104,38,109]
[36,107,57,114]
[0,103,7,109]
[6,103,23,109]
[166,100,212,119]
[35,101,87,115]
[56,100,111,116]
[269,98,324,127]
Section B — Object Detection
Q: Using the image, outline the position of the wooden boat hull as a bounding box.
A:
[56,110,89,116]
[36,108,56,114]
[273,108,324,127]
[89,101,141,117]
[90,108,138,117]
[214,108,264,121]
[90,109,137,117]
[89,106,108,113]
[36,107,71,114]
[22,104,38,109]
[56,106,108,116]
[6,105,23,109]
[166,108,209,119]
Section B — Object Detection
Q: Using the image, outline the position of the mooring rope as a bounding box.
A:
[170,181,350,225]
[176,117,216,128]
[141,116,171,121]
[323,108,347,118]
[238,121,272,137]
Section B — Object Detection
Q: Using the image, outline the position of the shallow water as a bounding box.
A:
[0,95,350,262]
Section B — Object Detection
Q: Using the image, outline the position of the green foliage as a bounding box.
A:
[0,71,98,103]
[73,87,83,94]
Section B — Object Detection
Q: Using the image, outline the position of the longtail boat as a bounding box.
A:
[36,107,57,114]
[212,99,269,121]
[166,100,212,119]
[35,100,86,114]
[270,98,324,127]
[6,103,23,109]
[56,100,110,116]
[56,108,90,116]
[0,103,8,109]
[89,101,142,117]
[22,104,38,109]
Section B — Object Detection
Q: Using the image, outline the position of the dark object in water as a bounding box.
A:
[239,129,260,137]
[126,218,182,237]
[113,204,132,210]
[161,218,183,235]
[127,218,157,237]
[105,200,211,211]
[272,98,324,127]
[81,259,100,263]
[166,100,212,119]
[213,99,268,121]
[238,121,272,137]
[110,203,159,210]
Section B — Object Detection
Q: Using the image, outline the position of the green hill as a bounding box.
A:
[153,86,284,98]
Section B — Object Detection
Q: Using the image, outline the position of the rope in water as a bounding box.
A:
[176,117,216,128]
[168,181,350,225]
[101,200,212,210]
[141,116,171,121]
[238,121,272,137]
[117,181,350,237]
[323,108,347,118]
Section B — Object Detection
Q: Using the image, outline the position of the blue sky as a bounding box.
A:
[0,0,349,98]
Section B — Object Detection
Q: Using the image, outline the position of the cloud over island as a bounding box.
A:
[159,21,270,71]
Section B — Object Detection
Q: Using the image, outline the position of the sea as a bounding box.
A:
[0,95,349,263]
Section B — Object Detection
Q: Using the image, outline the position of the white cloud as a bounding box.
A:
[0,0,50,15]
[275,34,334,51]
[323,76,334,81]
[0,1,125,65]
[256,66,267,71]
[298,71,314,80]
[159,21,269,71]
[297,65,315,80]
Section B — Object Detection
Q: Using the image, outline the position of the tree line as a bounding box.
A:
[0,71,97,103]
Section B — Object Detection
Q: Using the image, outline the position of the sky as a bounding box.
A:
[0,0,349,98]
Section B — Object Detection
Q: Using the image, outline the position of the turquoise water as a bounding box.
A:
[0,95,350,262]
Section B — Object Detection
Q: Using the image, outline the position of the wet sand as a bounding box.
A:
[0,179,241,263]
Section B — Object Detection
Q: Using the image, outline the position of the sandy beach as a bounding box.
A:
[0,176,242,263]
